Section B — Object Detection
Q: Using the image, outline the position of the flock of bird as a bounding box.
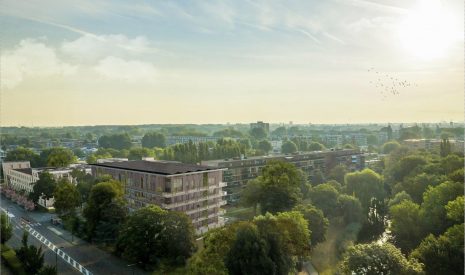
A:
[367,67,418,99]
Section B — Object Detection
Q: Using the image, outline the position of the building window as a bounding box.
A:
[173,178,183,193]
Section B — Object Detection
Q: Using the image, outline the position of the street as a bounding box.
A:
[1,195,149,275]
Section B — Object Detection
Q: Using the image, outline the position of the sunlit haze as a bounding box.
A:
[1,0,463,126]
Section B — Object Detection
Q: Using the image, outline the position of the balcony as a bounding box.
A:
[162,192,225,210]
[161,182,226,198]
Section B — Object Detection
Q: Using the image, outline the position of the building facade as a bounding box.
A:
[166,136,222,146]
[201,149,365,204]
[91,160,227,234]
[403,139,464,153]
[250,121,270,133]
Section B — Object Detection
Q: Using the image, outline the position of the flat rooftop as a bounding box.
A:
[12,168,33,175]
[91,160,221,175]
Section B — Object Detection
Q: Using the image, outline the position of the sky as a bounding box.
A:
[0,0,463,126]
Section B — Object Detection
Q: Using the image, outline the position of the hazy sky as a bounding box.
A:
[1,0,463,126]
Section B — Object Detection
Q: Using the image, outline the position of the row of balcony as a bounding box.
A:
[161,182,227,198]
[161,191,227,210]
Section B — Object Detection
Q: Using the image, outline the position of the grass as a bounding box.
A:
[310,219,346,275]
[1,244,26,275]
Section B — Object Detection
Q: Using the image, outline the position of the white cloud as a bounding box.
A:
[1,39,76,89]
[61,34,155,63]
[94,56,157,83]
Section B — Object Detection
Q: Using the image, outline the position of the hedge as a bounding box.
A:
[1,245,26,275]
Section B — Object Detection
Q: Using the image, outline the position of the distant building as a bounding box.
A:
[346,133,368,146]
[91,160,227,234]
[96,158,129,164]
[403,139,464,153]
[323,135,343,148]
[378,131,389,145]
[201,149,364,204]
[2,161,89,209]
[250,121,270,133]
[270,140,283,154]
[166,136,221,146]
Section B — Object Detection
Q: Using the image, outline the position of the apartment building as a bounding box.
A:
[166,136,222,146]
[201,149,365,204]
[403,139,464,153]
[250,121,270,133]
[90,160,227,234]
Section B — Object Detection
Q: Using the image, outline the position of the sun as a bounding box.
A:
[398,0,460,60]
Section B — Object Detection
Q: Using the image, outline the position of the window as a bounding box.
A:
[173,178,183,193]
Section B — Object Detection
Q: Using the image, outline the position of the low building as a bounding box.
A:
[201,149,365,204]
[90,160,227,234]
[166,136,221,146]
[403,139,464,153]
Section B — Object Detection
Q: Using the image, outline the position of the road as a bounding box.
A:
[1,195,149,275]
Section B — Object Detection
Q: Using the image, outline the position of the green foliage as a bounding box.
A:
[388,155,428,184]
[281,140,298,154]
[421,181,463,235]
[308,141,326,151]
[1,245,26,275]
[440,154,463,174]
[393,173,446,204]
[83,180,126,241]
[344,169,385,213]
[309,183,339,217]
[257,140,272,154]
[388,191,413,208]
[128,147,154,160]
[30,172,57,204]
[141,132,166,148]
[0,213,12,244]
[40,147,77,167]
[328,164,348,185]
[213,128,245,138]
[294,204,329,249]
[53,179,80,217]
[448,168,464,183]
[382,141,401,154]
[337,195,363,225]
[98,133,132,150]
[389,200,424,253]
[15,232,45,274]
[439,138,451,157]
[249,127,268,140]
[326,180,342,192]
[116,205,195,270]
[241,161,304,214]
[271,126,287,137]
[445,196,464,223]
[339,242,423,275]
[37,265,57,275]
[4,147,41,167]
[411,224,464,275]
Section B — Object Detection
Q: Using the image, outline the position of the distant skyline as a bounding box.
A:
[1,0,463,126]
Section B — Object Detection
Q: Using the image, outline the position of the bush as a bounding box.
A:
[1,246,26,275]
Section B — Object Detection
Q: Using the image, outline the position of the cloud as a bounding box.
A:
[1,39,76,89]
[61,34,156,63]
[94,56,157,83]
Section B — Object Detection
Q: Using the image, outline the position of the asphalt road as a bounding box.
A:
[1,195,149,275]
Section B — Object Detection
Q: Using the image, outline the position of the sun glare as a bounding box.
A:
[399,0,459,60]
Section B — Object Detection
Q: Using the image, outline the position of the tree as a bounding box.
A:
[16,232,45,274]
[344,169,385,212]
[1,212,12,244]
[389,200,424,253]
[75,174,96,205]
[40,147,76,167]
[53,179,80,217]
[328,164,348,185]
[421,181,463,235]
[337,195,363,225]
[116,205,195,270]
[339,242,423,275]
[250,127,267,140]
[98,133,132,150]
[388,155,428,184]
[128,147,154,160]
[411,224,464,275]
[445,196,464,223]
[257,140,272,154]
[294,204,329,249]
[37,265,57,275]
[241,161,304,214]
[94,200,128,244]
[440,154,463,174]
[213,128,245,138]
[309,183,339,217]
[393,173,446,204]
[439,138,451,157]
[271,126,287,137]
[308,142,325,151]
[388,191,413,208]
[281,141,298,154]
[83,180,124,240]
[226,223,275,275]
[382,141,401,154]
[4,147,40,167]
[30,172,57,204]
[142,132,166,148]
[240,179,262,215]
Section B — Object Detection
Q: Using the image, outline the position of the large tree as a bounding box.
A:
[53,179,80,217]
[339,242,423,275]
[116,205,195,270]
[309,183,339,217]
[257,140,272,154]
[1,213,12,244]
[281,140,298,154]
[411,224,464,275]
[4,147,40,167]
[30,172,57,204]
[16,232,45,274]
[337,194,363,225]
[40,147,76,167]
[98,133,132,150]
[241,160,304,214]
[249,127,267,140]
[141,132,166,148]
[344,169,385,213]
[389,200,424,253]
[294,204,329,249]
